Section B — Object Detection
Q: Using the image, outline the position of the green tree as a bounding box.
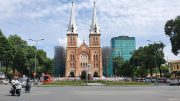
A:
[0,30,13,78]
[165,16,180,55]
[119,61,133,77]
[113,56,124,76]
[149,43,166,77]
[130,43,165,77]
[8,35,28,75]
[0,29,53,78]
[160,65,170,77]
[133,66,147,77]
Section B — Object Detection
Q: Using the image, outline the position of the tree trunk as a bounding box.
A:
[158,66,162,77]
[13,67,15,77]
[150,67,153,77]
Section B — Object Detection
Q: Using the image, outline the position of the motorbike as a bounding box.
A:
[25,82,31,93]
[9,83,22,96]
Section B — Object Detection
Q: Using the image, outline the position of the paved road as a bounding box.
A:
[0,84,180,101]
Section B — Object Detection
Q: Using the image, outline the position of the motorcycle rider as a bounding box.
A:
[25,77,31,92]
[11,77,20,90]
[10,77,22,96]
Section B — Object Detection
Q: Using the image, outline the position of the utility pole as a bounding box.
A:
[29,39,44,82]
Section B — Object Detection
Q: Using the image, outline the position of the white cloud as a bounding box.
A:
[0,0,180,60]
[164,43,180,61]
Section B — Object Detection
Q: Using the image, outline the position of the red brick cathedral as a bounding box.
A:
[65,2,102,77]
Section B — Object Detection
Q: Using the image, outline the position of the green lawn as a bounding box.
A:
[44,81,84,86]
[42,80,152,86]
[102,81,152,86]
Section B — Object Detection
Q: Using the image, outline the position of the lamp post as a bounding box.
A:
[147,40,161,84]
[29,39,44,81]
[164,56,171,73]
[86,64,91,86]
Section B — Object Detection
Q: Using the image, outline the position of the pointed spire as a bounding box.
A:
[90,2,100,34]
[67,2,77,33]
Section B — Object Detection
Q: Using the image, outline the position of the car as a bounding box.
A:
[169,79,180,86]
[0,79,8,85]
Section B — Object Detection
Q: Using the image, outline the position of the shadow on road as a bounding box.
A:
[4,94,20,97]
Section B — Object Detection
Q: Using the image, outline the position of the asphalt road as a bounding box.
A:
[0,84,180,101]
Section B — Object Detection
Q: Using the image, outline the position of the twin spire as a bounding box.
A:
[90,2,100,34]
[67,2,100,34]
[67,2,77,33]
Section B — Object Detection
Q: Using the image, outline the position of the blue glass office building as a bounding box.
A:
[111,36,136,60]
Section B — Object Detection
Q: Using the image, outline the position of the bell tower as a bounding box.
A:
[66,2,78,77]
[89,2,101,47]
[67,2,78,47]
[89,2,102,77]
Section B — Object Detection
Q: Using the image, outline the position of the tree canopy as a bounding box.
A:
[165,16,180,55]
[130,42,165,77]
[0,29,53,79]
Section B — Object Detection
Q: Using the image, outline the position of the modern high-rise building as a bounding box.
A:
[111,36,136,60]
[102,46,113,77]
[54,46,66,77]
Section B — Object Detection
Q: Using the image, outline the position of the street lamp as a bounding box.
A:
[86,64,91,86]
[29,38,44,81]
[147,40,161,84]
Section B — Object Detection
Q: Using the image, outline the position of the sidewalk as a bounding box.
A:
[86,83,105,86]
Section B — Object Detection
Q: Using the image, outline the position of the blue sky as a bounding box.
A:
[0,0,180,60]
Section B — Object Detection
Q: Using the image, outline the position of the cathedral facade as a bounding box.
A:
[65,2,102,77]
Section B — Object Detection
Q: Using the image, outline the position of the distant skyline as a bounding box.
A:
[0,0,179,60]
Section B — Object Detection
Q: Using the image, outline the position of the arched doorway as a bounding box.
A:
[69,71,75,77]
[93,72,99,77]
[81,71,86,79]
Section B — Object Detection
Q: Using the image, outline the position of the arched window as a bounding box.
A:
[96,37,98,45]
[93,55,95,61]
[70,55,72,61]
[93,37,96,45]
[96,55,98,61]
[96,63,98,68]
[70,36,73,45]
[73,63,75,68]
[72,55,75,61]
[70,63,72,68]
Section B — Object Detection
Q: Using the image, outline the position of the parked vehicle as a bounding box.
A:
[43,74,53,84]
[158,77,167,83]
[169,79,180,86]
[0,79,8,85]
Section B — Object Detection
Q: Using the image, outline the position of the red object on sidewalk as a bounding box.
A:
[43,74,53,84]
